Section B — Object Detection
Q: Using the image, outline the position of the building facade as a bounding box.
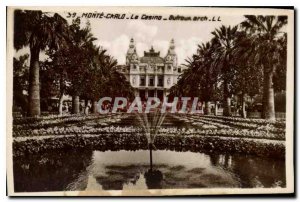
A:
[118,38,181,100]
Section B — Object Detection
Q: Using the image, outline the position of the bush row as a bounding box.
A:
[13,133,285,159]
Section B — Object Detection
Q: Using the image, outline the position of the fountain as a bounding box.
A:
[135,109,166,184]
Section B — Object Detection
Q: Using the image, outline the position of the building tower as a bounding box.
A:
[165,39,177,67]
[126,38,139,65]
[164,39,178,88]
[126,38,140,92]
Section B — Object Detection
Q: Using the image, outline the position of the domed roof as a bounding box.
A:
[139,46,164,64]
[140,56,164,64]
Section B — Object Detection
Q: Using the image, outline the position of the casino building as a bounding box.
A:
[117,38,181,101]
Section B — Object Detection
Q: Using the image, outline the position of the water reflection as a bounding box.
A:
[13,149,93,192]
[13,149,285,192]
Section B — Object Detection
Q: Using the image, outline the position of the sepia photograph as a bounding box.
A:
[6,6,294,196]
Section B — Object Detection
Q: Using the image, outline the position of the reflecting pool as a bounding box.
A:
[13,149,285,192]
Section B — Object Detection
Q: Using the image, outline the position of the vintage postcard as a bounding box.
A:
[6,6,294,196]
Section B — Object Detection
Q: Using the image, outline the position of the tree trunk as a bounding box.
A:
[72,95,80,114]
[223,81,231,116]
[241,93,247,118]
[224,154,229,168]
[91,100,98,114]
[58,93,64,116]
[58,77,65,116]
[27,47,41,117]
[262,70,275,120]
[214,102,218,116]
[84,100,89,116]
[204,101,211,115]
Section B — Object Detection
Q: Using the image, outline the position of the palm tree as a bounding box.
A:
[99,56,134,99]
[43,48,70,116]
[241,15,287,120]
[169,58,202,113]
[231,30,264,118]
[67,19,97,114]
[195,42,219,115]
[82,47,113,113]
[79,43,134,114]
[14,10,70,116]
[181,58,202,97]
[211,25,239,116]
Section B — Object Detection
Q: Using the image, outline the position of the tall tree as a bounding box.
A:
[273,33,287,93]
[211,25,239,116]
[82,50,134,113]
[66,19,97,114]
[231,31,263,118]
[195,42,219,115]
[42,49,70,115]
[14,10,70,116]
[241,15,288,120]
[39,61,61,112]
[13,54,29,115]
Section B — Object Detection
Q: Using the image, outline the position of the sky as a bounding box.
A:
[14,11,245,66]
[88,16,245,65]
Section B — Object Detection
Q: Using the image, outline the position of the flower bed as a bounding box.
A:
[195,116,284,133]
[13,114,75,125]
[173,114,285,135]
[13,124,285,140]
[198,115,285,127]
[12,114,286,158]
[13,114,126,130]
